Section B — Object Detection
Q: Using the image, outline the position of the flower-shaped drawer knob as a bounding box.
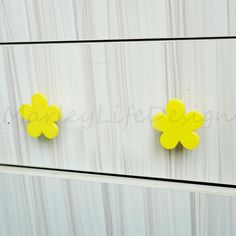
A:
[152,99,205,150]
[20,93,62,139]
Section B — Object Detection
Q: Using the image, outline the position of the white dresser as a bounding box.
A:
[0,1,236,235]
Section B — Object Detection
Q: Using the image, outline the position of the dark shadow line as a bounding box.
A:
[0,163,235,189]
[1,36,236,45]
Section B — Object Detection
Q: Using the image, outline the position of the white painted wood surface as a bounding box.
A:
[0,171,235,236]
[0,0,236,42]
[1,165,236,196]
[1,40,236,184]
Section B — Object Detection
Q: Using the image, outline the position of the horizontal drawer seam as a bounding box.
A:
[1,36,236,45]
[0,164,236,196]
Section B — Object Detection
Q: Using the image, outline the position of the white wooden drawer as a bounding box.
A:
[0,40,236,185]
[1,0,236,42]
[0,170,236,236]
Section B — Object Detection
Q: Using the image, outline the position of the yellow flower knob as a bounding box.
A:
[152,99,205,150]
[20,93,62,139]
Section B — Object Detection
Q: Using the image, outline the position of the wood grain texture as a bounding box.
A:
[0,172,235,236]
[1,0,236,42]
[1,40,236,184]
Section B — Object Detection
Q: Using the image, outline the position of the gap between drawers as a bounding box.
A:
[1,36,236,45]
[0,164,236,196]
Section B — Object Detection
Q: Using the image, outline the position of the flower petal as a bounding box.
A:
[47,105,62,122]
[20,104,33,121]
[32,93,48,108]
[180,131,200,150]
[182,111,205,130]
[27,121,43,138]
[160,132,179,149]
[166,99,186,123]
[43,123,59,139]
[152,112,168,131]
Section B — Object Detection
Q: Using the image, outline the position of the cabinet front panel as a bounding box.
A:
[1,40,236,184]
[0,172,236,236]
[0,0,236,42]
